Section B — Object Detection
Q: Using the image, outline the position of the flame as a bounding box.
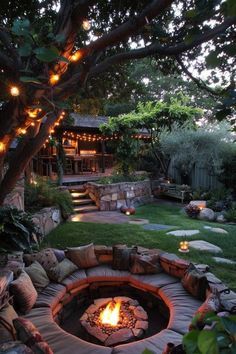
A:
[100,301,121,326]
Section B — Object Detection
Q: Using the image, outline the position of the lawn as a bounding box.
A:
[44,203,236,290]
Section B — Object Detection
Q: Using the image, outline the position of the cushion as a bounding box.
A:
[160,253,190,278]
[129,253,162,274]
[31,341,54,354]
[66,243,98,268]
[13,317,43,346]
[52,249,65,263]
[47,258,77,283]
[219,289,236,313]
[10,271,37,314]
[25,261,50,292]
[61,269,87,291]
[86,265,130,283]
[181,263,208,300]
[0,341,33,353]
[23,249,58,272]
[130,273,179,293]
[34,283,66,310]
[0,303,18,343]
[112,245,136,270]
[3,260,24,276]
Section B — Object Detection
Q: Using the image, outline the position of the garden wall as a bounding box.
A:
[86,180,153,211]
[3,176,24,211]
[32,207,62,237]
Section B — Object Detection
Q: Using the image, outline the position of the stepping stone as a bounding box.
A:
[189,240,222,253]
[129,219,149,225]
[213,257,236,265]
[203,226,228,234]
[143,223,175,231]
[167,230,200,237]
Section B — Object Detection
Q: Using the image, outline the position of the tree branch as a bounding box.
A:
[89,16,236,75]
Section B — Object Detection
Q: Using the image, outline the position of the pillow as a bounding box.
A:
[10,271,37,314]
[23,249,58,272]
[0,303,18,343]
[47,258,77,282]
[129,253,162,274]
[0,341,33,353]
[181,263,209,300]
[112,245,136,270]
[3,260,24,276]
[25,261,50,292]
[31,341,54,354]
[52,249,65,263]
[14,318,43,346]
[66,243,98,268]
[219,289,236,314]
[159,253,190,278]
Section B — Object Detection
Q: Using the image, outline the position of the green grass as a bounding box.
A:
[44,203,236,290]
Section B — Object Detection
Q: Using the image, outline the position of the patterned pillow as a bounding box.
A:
[10,271,37,314]
[25,261,50,292]
[0,341,33,353]
[47,258,77,283]
[219,289,236,313]
[181,263,209,300]
[52,249,65,263]
[66,243,98,268]
[23,249,58,272]
[130,253,162,274]
[13,318,43,347]
[3,260,25,276]
[112,245,136,270]
[31,341,54,354]
[0,303,18,343]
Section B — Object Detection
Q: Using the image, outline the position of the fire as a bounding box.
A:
[100,301,121,326]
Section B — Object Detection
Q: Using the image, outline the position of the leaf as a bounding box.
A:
[206,52,221,68]
[197,330,219,354]
[12,19,30,36]
[55,33,66,43]
[226,0,236,16]
[19,42,32,57]
[20,76,42,84]
[186,9,198,18]
[183,330,200,353]
[220,317,236,336]
[34,46,59,62]
[55,101,72,109]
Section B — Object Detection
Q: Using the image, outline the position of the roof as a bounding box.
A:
[70,114,108,129]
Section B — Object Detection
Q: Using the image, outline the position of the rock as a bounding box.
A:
[85,304,98,314]
[133,306,148,320]
[189,240,222,253]
[213,257,236,265]
[82,322,108,342]
[105,328,133,346]
[198,208,215,221]
[80,313,88,321]
[203,226,212,229]
[132,328,143,337]
[210,227,228,234]
[94,298,112,307]
[190,200,206,208]
[167,229,200,237]
[129,218,149,225]
[194,264,210,272]
[135,320,148,331]
[216,214,226,223]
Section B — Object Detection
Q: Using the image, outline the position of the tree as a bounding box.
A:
[101,96,202,177]
[0,0,235,204]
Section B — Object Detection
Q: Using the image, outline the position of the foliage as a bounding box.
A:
[98,172,148,185]
[159,121,233,179]
[206,188,233,212]
[218,145,236,194]
[192,188,212,201]
[0,206,41,252]
[183,313,236,354]
[224,207,236,223]
[185,204,201,218]
[25,177,73,219]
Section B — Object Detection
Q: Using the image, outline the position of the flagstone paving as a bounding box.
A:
[167,229,200,237]
[189,240,223,253]
[212,257,236,265]
[143,223,176,231]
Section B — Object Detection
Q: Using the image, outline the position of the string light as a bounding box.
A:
[26,108,42,119]
[82,20,91,31]
[19,128,27,135]
[10,86,20,97]
[70,51,82,62]
[31,122,35,126]
[50,74,60,85]
[0,142,5,153]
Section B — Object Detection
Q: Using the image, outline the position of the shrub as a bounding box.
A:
[25,177,73,219]
[0,206,41,252]
[98,172,148,185]
[206,188,233,212]
[224,207,236,223]
[185,204,200,218]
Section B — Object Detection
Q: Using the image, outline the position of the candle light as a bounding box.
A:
[125,211,130,216]
[10,86,20,96]
[179,240,189,253]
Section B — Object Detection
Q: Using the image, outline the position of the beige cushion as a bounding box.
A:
[34,283,66,310]
[61,269,87,291]
[113,329,182,354]
[25,261,50,292]
[24,249,58,272]
[0,303,18,343]
[47,259,78,283]
[10,271,37,314]
[66,243,98,268]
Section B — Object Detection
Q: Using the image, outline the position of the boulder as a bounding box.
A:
[190,200,206,209]
[198,208,215,221]
[216,214,226,223]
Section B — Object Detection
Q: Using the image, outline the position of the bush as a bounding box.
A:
[0,206,41,252]
[206,188,233,212]
[98,172,148,185]
[192,188,212,201]
[185,204,200,218]
[25,177,73,219]
[224,207,236,223]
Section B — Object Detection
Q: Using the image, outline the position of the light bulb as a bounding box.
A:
[82,20,91,31]
[10,86,20,96]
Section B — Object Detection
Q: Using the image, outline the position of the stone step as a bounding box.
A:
[73,205,99,213]
[72,198,94,206]
[70,192,89,199]
[68,185,86,193]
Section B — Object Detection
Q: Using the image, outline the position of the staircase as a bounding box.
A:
[69,185,98,214]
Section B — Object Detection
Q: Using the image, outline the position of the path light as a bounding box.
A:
[10,86,20,96]
[50,74,60,85]
[179,240,189,253]
[82,19,91,31]
[125,211,131,216]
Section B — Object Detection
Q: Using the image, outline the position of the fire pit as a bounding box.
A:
[80,296,148,346]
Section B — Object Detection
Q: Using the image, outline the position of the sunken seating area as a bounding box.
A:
[0,245,235,354]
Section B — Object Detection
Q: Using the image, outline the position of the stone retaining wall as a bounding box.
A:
[32,207,62,237]
[86,180,153,211]
[3,176,24,211]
